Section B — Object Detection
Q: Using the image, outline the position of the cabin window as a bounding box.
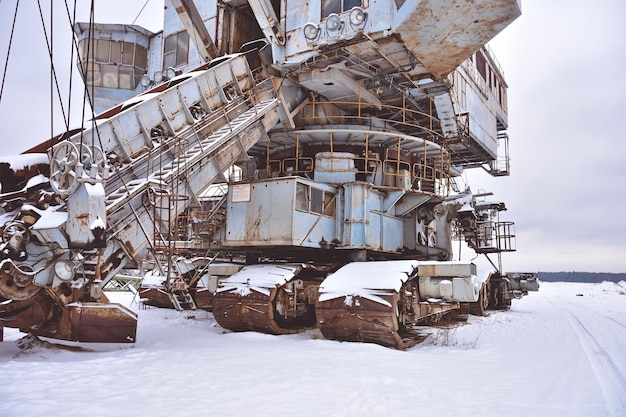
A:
[84,62,101,87]
[311,188,324,214]
[119,67,134,89]
[122,42,134,65]
[96,40,110,62]
[78,39,147,90]
[102,64,119,88]
[135,44,148,68]
[296,183,309,212]
[475,51,487,81]
[324,191,336,217]
[322,0,362,18]
[110,41,122,63]
[164,31,189,69]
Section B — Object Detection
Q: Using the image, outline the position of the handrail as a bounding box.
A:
[237,154,451,196]
[302,97,445,140]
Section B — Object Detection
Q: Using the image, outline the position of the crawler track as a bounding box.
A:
[212,264,324,335]
[316,294,430,350]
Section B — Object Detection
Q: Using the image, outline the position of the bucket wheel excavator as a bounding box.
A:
[0,0,539,349]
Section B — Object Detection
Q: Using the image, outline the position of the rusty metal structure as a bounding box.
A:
[0,0,539,349]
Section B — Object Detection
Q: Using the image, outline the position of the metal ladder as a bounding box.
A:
[169,282,197,311]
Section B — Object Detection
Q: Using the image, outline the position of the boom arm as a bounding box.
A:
[170,0,219,61]
[0,54,280,345]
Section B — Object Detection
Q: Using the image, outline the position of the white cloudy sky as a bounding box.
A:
[0,1,624,273]
[472,0,626,274]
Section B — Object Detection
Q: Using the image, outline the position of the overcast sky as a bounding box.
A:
[0,1,624,273]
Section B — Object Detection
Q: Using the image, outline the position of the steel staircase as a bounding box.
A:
[169,279,197,311]
[64,56,281,288]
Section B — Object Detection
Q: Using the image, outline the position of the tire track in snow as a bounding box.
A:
[563,300,626,331]
[547,299,626,415]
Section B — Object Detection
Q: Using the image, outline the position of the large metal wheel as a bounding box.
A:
[469,282,489,316]
[0,263,40,300]
[79,144,109,180]
[2,221,29,245]
[50,141,82,196]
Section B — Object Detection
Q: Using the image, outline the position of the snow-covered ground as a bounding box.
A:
[1,281,625,417]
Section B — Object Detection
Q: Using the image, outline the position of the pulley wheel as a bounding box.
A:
[50,141,82,196]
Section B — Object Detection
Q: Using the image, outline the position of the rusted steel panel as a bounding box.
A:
[395,0,521,79]
[316,295,420,349]
[5,298,137,346]
[0,292,138,345]
[0,154,49,194]
[139,286,215,311]
[416,301,460,320]
[213,264,322,334]
[193,288,214,310]
[213,288,293,334]
[139,287,174,309]
[0,292,55,331]
[67,303,137,344]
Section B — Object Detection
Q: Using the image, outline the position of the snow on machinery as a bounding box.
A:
[207,0,539,346]
[0,0,539,348]
[0,54,280,346]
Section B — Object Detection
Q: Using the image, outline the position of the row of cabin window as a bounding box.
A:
[78,0,375,89]
[474,50,506,106]
[78,32,189,90]
[295,183,336,218]
[78,39,148,67]
[81,63,146,90]
[322,0,362,17]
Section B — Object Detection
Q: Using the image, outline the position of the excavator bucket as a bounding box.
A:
[58,303,137,345]
[0,291,137,348]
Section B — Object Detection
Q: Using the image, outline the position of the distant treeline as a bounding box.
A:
[539,271,626,283]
